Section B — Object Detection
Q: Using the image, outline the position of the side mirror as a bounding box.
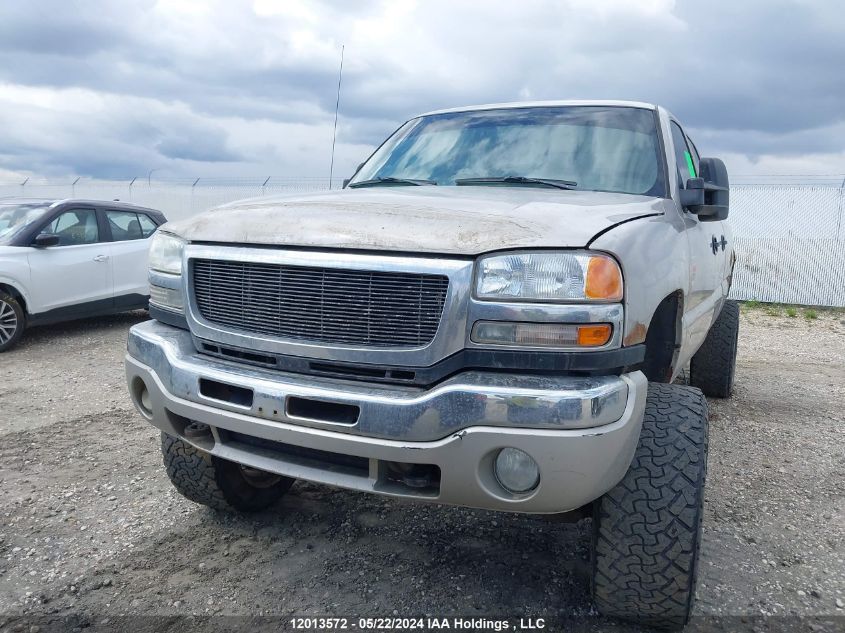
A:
[682,157,730,221]
[33,233,60,247]
[679,177,705,208]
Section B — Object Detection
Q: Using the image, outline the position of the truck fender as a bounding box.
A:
[588,203,689,352]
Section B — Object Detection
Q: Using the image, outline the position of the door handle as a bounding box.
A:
[93,255,109,262]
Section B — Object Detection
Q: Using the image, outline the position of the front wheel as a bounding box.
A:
[0,292,25,353]
[591,383,709,629]
[161,433,295,512]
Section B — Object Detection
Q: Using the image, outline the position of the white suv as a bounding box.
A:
[0,198,166,351]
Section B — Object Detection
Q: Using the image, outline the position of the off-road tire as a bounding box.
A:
[0,292,25,353]
[161,433,294,512]
[592,383,709,630]
[689,299,739,398]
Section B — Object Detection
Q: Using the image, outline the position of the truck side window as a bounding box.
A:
[670,122,696,187]
[685,134,701,177]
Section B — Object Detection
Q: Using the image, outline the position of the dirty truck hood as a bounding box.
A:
[165,187,664,255]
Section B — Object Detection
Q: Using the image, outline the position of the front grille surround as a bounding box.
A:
[182,244,468,368]
[182,245,622,369]
[191,258,450,348]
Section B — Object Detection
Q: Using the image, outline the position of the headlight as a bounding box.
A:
[149,232,185,275]
[149,232,185,313]
[475,251,623,302]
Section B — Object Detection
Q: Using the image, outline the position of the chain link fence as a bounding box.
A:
[730,185,844,307]
[0,177,343,221]
[2,177,844,307]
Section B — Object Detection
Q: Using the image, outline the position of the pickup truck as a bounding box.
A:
[125,101,738,628]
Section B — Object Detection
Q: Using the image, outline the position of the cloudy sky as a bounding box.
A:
[0,0,843,182]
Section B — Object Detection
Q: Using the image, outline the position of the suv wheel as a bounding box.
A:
[689,299,739,397]
[161,433,295,512]
[592,383,708,630]
[0,292,25,353]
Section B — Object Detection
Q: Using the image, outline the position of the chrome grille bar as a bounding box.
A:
[192,259,449,347]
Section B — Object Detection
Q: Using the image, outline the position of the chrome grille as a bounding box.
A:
[192,259,450,347]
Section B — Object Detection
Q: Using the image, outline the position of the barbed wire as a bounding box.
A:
[0,176,344,186]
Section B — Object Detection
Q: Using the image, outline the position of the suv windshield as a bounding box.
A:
[351,106,666,196]
[0,203,52,243]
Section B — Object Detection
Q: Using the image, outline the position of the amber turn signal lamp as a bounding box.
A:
[576,324,612,347]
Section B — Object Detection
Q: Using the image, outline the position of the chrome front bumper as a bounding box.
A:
[126,320,647,513]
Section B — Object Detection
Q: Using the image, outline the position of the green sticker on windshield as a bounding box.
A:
[684,151,696,178]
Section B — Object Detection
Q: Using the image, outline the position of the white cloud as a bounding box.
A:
[0,0,843,180]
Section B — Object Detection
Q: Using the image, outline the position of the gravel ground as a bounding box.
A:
[0,308,843,631]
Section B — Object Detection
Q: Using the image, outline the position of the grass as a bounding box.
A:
[737,300,843,320]
[738,299,845,323]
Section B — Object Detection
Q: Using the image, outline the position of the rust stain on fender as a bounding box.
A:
[623,322,648,346]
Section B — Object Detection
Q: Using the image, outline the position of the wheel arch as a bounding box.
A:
[588,200,692,365]
[640,290,684,383]
[0,281,29,315]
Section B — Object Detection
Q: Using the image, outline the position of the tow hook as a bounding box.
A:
[184,422,212,439]
[385,462,439,489]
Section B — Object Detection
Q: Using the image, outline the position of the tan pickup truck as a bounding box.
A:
[126,101,737,628]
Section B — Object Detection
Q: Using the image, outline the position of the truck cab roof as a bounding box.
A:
[418,100,659,118]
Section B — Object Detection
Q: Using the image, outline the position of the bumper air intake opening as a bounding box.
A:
[224,431,370,477]
[220,431,441,497]
[381,462,441,495]
[310,361,387,380]
[200,342,277,367]
[198,378,254,408]
[308,361,417,383]
[286,396,360,425]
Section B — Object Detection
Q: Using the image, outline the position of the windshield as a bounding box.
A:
[0,203,52,243]
[351,106,666,196]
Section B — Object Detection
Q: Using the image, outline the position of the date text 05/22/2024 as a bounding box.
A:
[289,617,547,631]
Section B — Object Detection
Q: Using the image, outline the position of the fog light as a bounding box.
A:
[494,448,540,494]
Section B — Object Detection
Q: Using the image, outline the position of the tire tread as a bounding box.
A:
[690,300,739,398]
[161,433,231,510]
[592,383,709,629]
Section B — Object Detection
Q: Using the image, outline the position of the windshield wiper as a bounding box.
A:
[455,176,577,190]
[348,177,437,188]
